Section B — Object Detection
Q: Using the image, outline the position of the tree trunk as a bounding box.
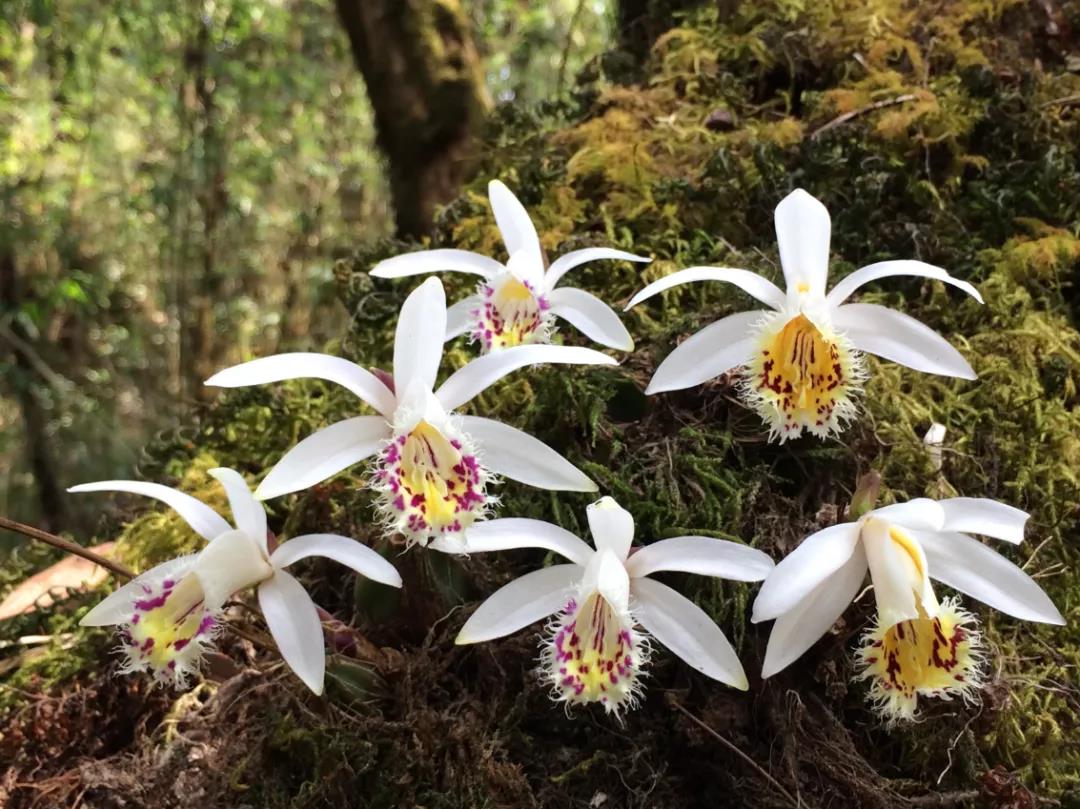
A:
[334,0,490,238]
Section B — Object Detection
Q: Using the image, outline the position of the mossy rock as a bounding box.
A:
[3,1,1080,806]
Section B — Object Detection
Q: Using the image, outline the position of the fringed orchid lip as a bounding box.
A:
[454,496,774,717]
[470,269,554,351]
[627,188,982,441]
[743,310,864,441]
[374,411,492,548]
[754,496,1064,721]
[369,180,648,353]
[856,596,983,724]
[206,278,612,542]
[73,468,403,694]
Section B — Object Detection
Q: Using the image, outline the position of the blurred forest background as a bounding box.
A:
[0,0,617,541]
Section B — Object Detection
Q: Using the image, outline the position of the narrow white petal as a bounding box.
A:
[544,247,651,290]
[832,303,976,380]
[825,259,984,307]
[79,556,195,626]
[631,576,748,689]
[205,353,396,418]
[644,310,763,395]
[446,295,482,340]
[445,517,594,565]
[626,537,773,582]
[751,522,861,622]
[488,180,544,268]
[258,571,326,694]
[456,564,581,644]
[918,530,1065,624]
[774,189,831,296]
[459,415,596,492]
[67,480,230,542]
[255,417,388,501]
[271,534,402,588]
[938,498,1028,544]
[547,286,634,351]
[761,544,867,678]
[436,344,617,411]
[394,276,447,395]
[625,266,785,311]
[371,248,502,279]
[208,468,266,551]
[870,499,946,532]
[586,497,634,560]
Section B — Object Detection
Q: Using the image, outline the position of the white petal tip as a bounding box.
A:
[582,479,600,493]
[619,339,635,352]
[732,674,750,691]
[454,633,474,645]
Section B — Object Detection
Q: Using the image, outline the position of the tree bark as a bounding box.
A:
[334,0,490,238]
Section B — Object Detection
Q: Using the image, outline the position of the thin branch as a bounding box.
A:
[1041,93,1080,108]
[668,697,800,808]
[0,516,134,580]
[555,0,588,98]
[810,94,917,139]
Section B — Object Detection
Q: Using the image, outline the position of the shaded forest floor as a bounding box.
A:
[3,1,1080,806]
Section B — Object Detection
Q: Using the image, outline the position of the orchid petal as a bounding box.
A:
[862,518,932,627]
[631,576,748,689]
[271,534,402,588]
[626,537,773,582]
[644,310,764,395]
[207,468,266,552]
[761,544,867,678]
[258,570,325,694]
[446,295,482,340]
[870,499,946,532]
[205,353,397,418]
[938,498,1028,545]
[586,497,634,560]
[394,277,447,395]
[832,303,976,380]
[456,564,581,644]
[371,248,503,279]
[918,530,1064,624]
[458,415,596,492]
[544,248,651,290]
[254,417,389,501]
[592,549,631,613]
[825,259,984,307]
[625,266,785,311]
[488,180,544,269]
[547,286,634,351]
[436,344,616,411]
[774,189,831,297]
[435,517,594,565]
[67,480,230,542]
[751,522,861,622]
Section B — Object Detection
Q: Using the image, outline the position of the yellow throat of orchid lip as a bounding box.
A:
[546,591,645,715]
[746,312,860,440]
[376,418,488,546]
[471,274,551,351]
[857,597,982,724]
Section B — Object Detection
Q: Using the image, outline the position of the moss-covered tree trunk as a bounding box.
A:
[334,0,490,237]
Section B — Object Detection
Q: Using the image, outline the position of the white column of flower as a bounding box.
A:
[371,180,650,352]
[626,189,983,441]
[752,496,1064,723]
[206,277,618,549]
[453,496,774,717]
[71,468,402,694]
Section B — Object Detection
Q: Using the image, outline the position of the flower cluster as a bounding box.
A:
[69,182,1063,726]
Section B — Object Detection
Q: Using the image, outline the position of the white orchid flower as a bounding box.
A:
[71,468,402,694]
[206,277,616,549]
[370,180,650,353]
[753,497,1064,722]
[626,189,983,441]
[453,497,774,716]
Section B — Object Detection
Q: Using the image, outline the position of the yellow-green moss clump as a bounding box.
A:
[3,1,1079,806]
